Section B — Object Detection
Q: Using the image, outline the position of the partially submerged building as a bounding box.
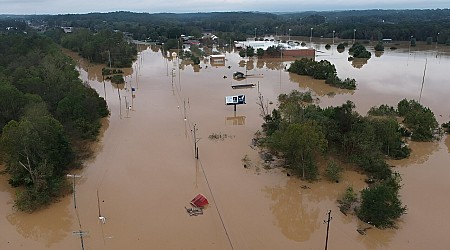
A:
[234,38,315,59]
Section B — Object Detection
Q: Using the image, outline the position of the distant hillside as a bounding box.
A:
[21,9,450,44]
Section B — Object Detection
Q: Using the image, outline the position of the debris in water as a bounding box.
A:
[185,206,204,216]
[357,227,372,235]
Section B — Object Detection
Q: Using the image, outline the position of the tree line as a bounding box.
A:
[259,90,440,228]
[0,28,109,212]
[29,9,450,45]
[288,58,357,90]
[45,27,137,68]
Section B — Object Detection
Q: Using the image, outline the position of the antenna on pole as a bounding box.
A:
[324,210,332,250]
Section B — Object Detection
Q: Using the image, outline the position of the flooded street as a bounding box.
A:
[1,43,450,249]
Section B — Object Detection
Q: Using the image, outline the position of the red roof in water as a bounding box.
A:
[190,194,209,208]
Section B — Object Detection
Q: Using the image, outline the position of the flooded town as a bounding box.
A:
[1,36,450,249]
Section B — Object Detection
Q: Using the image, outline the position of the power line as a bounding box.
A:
[198,157,235,250]
[67,174,87,250]
[419,57,428,104]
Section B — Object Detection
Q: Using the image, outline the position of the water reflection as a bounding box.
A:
[350,58,369,69]
[445,135,450,154]
[289,73,353,96]
[256,59,265,69]
[6,198,73,247]
[360,225,396,250]
[225,115,246,125]
[263,179,320,242]
[246,59,255,71]
[389,141,439,167]
[375,51,384,58]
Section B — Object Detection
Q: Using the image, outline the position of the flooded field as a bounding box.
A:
[1,43,450,250]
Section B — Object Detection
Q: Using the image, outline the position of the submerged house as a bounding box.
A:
[191,194,209,208]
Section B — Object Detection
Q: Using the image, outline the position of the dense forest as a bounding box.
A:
[0,23,109,212]
[17,9,450,45]
[259,90,439,228]
[45,28,137,67]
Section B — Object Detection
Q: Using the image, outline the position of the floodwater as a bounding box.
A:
[1,43,450,250]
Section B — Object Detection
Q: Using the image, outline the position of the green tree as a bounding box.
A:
[374,42,384,51]
[268,121,327,179]
[357,174,406,228]
[246,46,255,57]
[257,48,264,58]
[325,160,343,182]
[1,111,72,211]
[349,43,372,58]
[397,99,438,141]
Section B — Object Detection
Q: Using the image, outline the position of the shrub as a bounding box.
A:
[325,160,343,182]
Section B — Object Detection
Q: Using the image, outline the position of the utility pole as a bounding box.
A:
[192,124,200,159]
[72,230,88,250]
[108,50,112,68]
[67,174,82,208]
[184,99,187,121]
[324,210,332,250]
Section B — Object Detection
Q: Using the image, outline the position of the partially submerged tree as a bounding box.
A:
[357,174,407,228]
[267,121,327,179]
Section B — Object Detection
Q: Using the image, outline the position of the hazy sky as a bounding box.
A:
[1,0,449,15]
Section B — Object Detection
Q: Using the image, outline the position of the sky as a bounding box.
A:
[1,0,449,15]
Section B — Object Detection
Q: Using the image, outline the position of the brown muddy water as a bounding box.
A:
[1,43,450,250]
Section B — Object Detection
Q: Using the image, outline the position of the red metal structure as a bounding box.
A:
[190,194,209,208]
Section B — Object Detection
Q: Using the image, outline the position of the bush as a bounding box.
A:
[443,121,450,132]
[325,160,343,182]
[325,76,357,90]
[338,186,358,214]
[357,176,406,228]
[397,99,438,141]
[367,104,397,116]
[374,42,384,51]
[349,43,372,58]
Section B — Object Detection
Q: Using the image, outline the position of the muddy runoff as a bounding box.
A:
[1,43,450,250]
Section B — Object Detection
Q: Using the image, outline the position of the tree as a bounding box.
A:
[337,43,346,50]
[257,48,264,58]
[397,99,438,141]
[374,42,385,51]
[246,46,255,57]
[268,121,327,179]
[325,160,343,182]
[1,112,73,211]
[349,43,372,58]
[266,45,281,57]
[357,175,406,228]
[0,81,28,130]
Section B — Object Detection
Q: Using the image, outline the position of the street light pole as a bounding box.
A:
[332,30,335,44]
[353,29,356,43]
[409,35,414,54]
[310,27,313,44]
[275,26,278,39]
[254,28,257,39]
[436,32,440,49]
[288,28,291,41]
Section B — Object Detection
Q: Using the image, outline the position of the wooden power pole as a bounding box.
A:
[324,210,332,250]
